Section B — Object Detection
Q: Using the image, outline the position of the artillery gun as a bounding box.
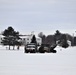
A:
[50,44,57,53]
[39,40,60,53]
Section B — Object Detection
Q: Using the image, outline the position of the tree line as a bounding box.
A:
[1,26,74,50]
[38,30,73,48]
[1,26,37,50]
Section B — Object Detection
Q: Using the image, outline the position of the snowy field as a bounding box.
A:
[0,45,76,75]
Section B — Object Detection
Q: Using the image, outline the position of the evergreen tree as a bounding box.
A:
[55,30,61,35]
[2,26,21,50]
[31,35,37,43]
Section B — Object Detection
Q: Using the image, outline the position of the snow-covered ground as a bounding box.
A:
[0,45,76,75]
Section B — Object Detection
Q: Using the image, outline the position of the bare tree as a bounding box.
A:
[38,32,44,38]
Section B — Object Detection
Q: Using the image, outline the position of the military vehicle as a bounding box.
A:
[50,44,57,53]
[38,44,50,53]
[38,40,62,53]
[24,43,37,53]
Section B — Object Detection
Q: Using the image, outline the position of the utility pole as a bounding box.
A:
[72,33,74,46]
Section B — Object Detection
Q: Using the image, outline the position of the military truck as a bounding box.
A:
[24,43,37,53]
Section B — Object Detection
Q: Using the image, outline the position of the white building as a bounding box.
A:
[0,33,42,46]
[20,34,42,46]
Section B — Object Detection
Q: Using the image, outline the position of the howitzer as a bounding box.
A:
[50,44,57,53]
[38,44,50,53]
[50,40,61,53]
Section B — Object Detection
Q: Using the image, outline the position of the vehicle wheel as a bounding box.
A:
[39,50,45,53]
[30,51,32,53]
[41,51,45,53]
[51,50,57,53]
[25,49,29,53]
[39,47,45,53]
[33,50,36,53]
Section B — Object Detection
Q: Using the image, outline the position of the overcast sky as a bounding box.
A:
[0,0,76,35]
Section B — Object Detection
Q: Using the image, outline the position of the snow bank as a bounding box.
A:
[0,45,76,75]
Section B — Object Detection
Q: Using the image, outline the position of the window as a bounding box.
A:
[23,38,25,40]
[1,38,2,40]
[27,42,29,44]
[27,38,29,40]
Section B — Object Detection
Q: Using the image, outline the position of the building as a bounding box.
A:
[19,34,42,46]
[0,33,42,46]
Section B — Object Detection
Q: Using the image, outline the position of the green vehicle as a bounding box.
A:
[24,43,37,53]
[39,44,57,53]
[39,44,50,53]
